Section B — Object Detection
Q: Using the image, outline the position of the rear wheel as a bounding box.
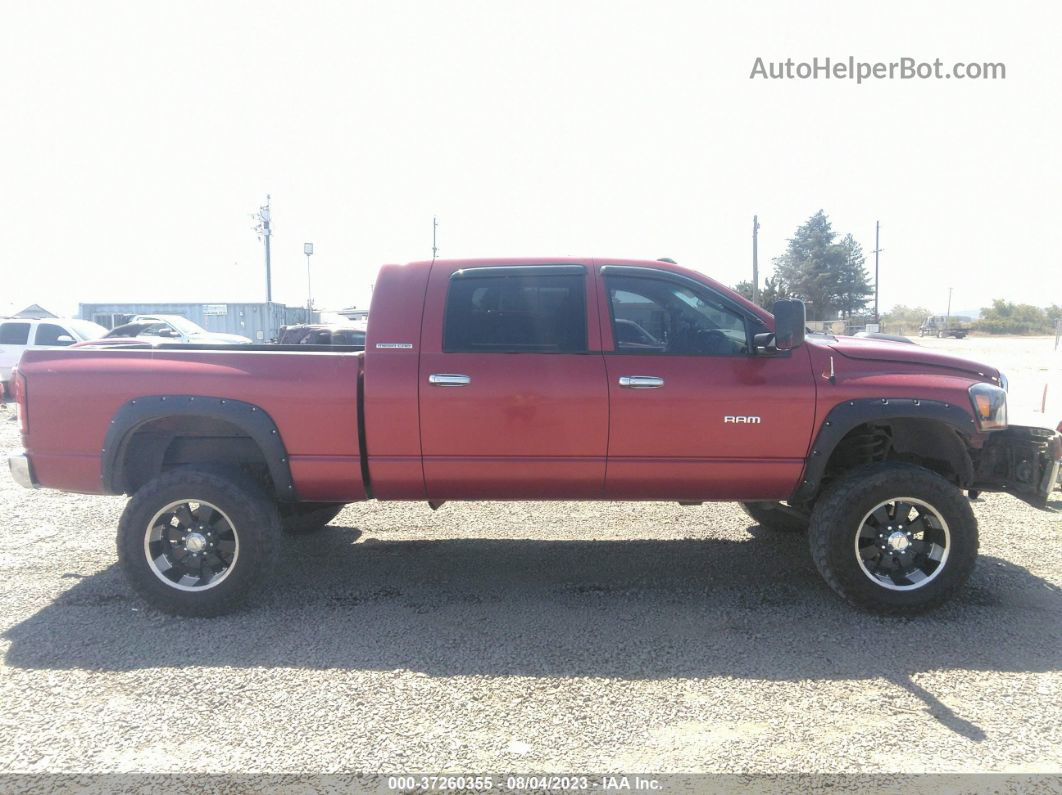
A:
[808,463,978,614]
[117,469,281,616]
[740,501,809,533]
[280,502,345,535]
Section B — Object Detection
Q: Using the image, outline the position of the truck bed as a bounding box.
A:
[16,346,366,501]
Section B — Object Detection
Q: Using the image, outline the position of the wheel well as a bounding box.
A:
[822,418,974,491]
[118,415,275,496]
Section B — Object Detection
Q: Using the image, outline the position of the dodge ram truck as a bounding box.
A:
[8,257,1061,616]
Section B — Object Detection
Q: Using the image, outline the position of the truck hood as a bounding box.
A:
[814,336,999,379]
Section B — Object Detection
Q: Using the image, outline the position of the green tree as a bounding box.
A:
[976,300,1050,334]
[771,211,869,320]
[734,280,755,303]
[881,304,932,334]
[760,275,792,307]
[733,276,792,310]
[772,210,838,320]
[833,234,874,318]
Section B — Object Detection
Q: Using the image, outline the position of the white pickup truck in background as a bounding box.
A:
[0,317,107,388]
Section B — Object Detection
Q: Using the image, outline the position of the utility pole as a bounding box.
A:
[752,215,760,305]
[254,195,273,303]
[872,220,883,321]
[946,286,953,327]
[304,242,314,320]
[432,216,439,260]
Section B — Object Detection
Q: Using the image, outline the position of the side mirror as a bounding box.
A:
[55,334,75,345]
[158,328,178,338]
[772,299,806,351]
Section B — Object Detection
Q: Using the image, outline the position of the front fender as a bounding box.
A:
[791,398,980,503]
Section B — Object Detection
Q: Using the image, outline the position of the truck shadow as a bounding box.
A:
[5,528,1058,696]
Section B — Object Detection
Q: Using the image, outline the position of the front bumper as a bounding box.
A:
[7,450,37,489]
[973,425,1062,507]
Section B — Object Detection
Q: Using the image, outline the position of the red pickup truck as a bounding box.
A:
[8,257,1061,617]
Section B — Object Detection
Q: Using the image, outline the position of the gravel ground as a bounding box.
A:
[1,356,1060,775]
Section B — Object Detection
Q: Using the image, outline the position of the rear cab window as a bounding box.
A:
[443,267,587,353]
[0,322,31,345]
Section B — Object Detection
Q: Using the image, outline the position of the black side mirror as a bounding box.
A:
[772,299,806,351]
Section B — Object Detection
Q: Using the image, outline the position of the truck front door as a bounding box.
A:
[597,265,817,500]
[418,263,609,499]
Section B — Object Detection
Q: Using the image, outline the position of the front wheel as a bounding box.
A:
[117,469,281,616]
[808,463,978,614]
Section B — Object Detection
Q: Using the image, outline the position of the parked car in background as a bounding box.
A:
[103,315,252,345]
[0,317,107,387]
[276,323,366,347]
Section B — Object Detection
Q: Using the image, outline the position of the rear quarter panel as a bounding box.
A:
[18,348,365,501]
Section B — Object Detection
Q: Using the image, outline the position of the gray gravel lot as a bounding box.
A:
[1,397,1060,775]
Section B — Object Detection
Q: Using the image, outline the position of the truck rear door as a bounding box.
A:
[418,263,608,499]
[596,264,817,500]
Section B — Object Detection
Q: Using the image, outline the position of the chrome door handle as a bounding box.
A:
[618,375,664,389]
[429,373,471,386]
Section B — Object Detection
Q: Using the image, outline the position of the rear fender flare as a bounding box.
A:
[792,398,978,503]
[101,395,296,499]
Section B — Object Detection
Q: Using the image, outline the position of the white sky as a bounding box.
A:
[2,0,1060,318]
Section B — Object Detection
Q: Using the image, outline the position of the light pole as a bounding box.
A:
[304,242,314,321]
[254,196,273,303]
[946,286,953,328]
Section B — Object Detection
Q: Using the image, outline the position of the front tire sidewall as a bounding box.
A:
[809,464,978,614]
[117,470,280,617]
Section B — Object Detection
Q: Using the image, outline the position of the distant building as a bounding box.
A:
[78,302,317,341]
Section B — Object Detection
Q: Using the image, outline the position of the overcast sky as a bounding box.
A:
[2,0,1059,318]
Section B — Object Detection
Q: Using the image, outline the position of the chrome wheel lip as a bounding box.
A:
[854,496,951,592]
[144,499,240,592]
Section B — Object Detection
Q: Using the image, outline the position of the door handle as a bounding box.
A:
[428,373,471,387]
[618,375,664,389]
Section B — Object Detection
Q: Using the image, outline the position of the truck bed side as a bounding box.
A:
[17,347,366,502]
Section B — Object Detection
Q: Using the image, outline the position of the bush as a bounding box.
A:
[975,300,1052,335]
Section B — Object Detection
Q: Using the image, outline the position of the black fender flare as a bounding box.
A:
[791,397,979,503]
[100,395,297,499]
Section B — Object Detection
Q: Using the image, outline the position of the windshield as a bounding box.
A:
[67,320,108,340]
[146,316,207,335]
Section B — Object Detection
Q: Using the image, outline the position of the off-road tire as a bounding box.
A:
[808,462,978,615]
[740,501,809,533]
[280,502,345,535]
[117,469,281,617]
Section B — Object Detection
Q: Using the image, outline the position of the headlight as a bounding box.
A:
[969,383,1007,430]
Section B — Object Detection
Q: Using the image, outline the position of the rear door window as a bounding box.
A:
[443,269,587,353]
[0,322,31,345]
